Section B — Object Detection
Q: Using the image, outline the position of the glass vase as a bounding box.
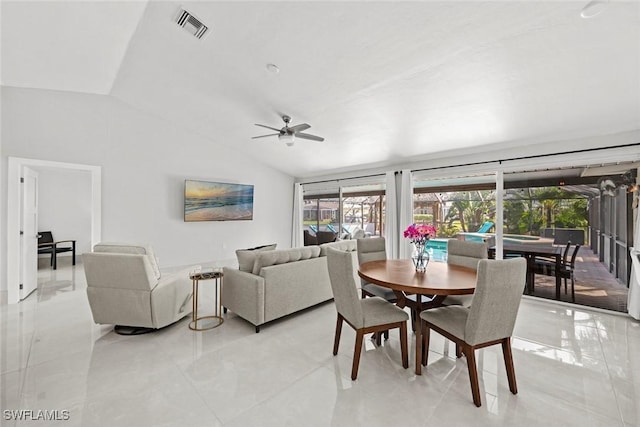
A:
[411,241,430,273]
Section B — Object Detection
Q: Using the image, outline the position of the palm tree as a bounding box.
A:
[445,191,495,232]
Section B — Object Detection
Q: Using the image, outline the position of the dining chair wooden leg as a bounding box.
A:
[456,343,462,358]
[415,318,423,375]
[464,345,482,407]
[410,308,417,332]
[501,337,518,395]
[571,276,575,302]
[333,314,343,355]
[400,322,408,369]
[352,329,365,380]
[383,330,389,340]
[375,332,382,346]
[422,322,430,367]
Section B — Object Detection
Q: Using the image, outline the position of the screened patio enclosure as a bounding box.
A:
[412,164,638,312]
[300,158,638,313]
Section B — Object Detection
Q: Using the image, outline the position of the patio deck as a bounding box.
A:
[528,245,629,313]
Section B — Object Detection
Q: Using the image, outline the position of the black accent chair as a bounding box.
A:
[38,231,76,270]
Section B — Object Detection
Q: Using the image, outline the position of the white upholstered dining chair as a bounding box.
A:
[357,237,430,334]
[357,237,396,301]
[326,247,409,380]
[443,238,489,307]
[419,257,526,407]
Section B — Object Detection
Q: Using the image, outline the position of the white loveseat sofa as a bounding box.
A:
[222,240,356,332]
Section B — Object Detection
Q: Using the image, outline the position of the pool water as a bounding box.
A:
[463,233,543,244]
[425,239,449,262]
[427,247,447,262]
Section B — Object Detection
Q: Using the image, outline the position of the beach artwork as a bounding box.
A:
[184,180,254,221]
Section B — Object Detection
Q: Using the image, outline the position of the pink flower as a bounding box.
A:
[403,223,436,242]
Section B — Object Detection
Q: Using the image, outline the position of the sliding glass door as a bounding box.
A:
[411,163,637,313]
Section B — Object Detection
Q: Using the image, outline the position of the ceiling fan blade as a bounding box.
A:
[254,124,282,132]
[296,132,324,142]
[252,133,279,139]
[289,123,311,132]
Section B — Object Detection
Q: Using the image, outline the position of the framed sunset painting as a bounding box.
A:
[184,180,254,222]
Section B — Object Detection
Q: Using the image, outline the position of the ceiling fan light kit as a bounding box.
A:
[279,133,295,146]
[252,115,325,146]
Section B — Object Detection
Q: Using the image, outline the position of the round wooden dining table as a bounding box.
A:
[358,259,477,375]
[358,259,477,302]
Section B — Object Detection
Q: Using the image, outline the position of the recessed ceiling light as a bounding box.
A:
[266,63,280,74]
[580,0,608,18]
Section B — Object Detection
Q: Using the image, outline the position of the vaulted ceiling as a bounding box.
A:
[2,1,639,178]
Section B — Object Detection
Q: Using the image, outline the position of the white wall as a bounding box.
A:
[36,168,92,258]
[0,87,294,291]
[0,86,4,302]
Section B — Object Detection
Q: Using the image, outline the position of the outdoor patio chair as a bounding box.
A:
[304,229,318,246]
[476,221,495,233]
[535,241,571,273]
[534,241,573,297]
[315,230,338,244]
[351,228,366,239]
[536,243,580,302]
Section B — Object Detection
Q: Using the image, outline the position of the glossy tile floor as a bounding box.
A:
[1,262,639,427]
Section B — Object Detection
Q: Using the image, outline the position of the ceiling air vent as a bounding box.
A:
[175,8,208,39]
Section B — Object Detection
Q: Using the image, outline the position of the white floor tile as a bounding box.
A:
[0,263,636,426]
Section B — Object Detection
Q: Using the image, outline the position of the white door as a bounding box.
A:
[20,167,38,299]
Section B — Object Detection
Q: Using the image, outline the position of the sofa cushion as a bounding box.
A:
[92,242,161,280]
[252,246,321,275]
[236,244,277,272]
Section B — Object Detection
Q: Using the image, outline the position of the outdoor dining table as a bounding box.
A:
[358,259,477,375]
[488,244,564,299]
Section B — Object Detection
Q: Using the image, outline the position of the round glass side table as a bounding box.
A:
[189,268,224,331]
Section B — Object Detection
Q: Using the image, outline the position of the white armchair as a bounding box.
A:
[83,243,194,334]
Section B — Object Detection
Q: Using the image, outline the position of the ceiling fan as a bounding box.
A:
[597,172,635,197]
[252,115,324,146]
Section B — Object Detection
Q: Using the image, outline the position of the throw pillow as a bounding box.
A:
[236,244,277,272]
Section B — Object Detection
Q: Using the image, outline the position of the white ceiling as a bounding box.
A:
[0,1,147,94]
[2,1,639,178]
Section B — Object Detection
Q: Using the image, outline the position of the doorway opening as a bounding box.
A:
[7,157,101,304]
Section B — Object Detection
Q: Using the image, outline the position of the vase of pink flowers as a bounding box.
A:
[403,223,437,273]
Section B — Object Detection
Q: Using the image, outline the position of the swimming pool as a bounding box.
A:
[426,238,448,262]
[427,247,447,262]
[459,233,553,245]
